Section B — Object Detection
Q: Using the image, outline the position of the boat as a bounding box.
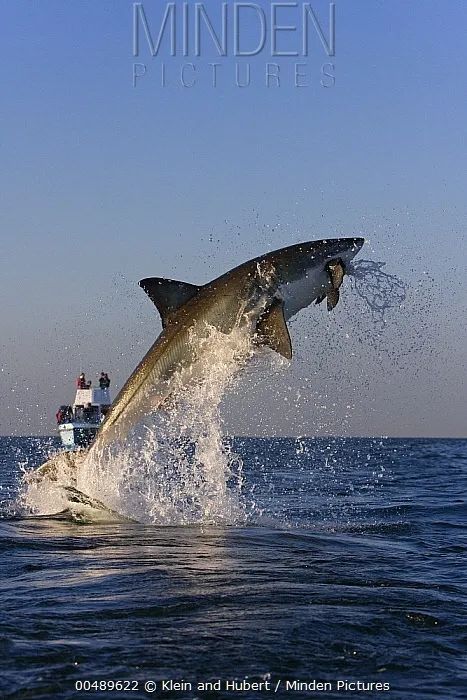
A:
[56,377,111,449]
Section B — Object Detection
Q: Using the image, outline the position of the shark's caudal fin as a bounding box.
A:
[256,298,292,359]
[139,278,202,327]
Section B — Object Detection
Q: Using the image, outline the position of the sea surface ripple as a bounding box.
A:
[1,436,466,699]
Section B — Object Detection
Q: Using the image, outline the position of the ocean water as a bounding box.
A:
[1,435,466,699]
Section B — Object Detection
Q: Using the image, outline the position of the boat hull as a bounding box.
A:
[58,422,99,449]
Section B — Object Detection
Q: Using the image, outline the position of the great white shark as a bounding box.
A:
[31,237,364,496]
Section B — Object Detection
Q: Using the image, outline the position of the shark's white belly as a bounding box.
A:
[279,267,329,321]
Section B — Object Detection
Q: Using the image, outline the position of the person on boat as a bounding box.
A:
[56,407,64,424]
[76,373,86,389]
[99,372,111,389]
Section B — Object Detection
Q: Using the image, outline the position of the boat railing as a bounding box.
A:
[57,405,102,425]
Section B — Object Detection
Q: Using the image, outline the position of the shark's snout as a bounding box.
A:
[322,237,365,259]
[350,236,365,250]
[350,236,365,252]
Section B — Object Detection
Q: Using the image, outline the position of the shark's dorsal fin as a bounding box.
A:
[139,277,201,326]
[256,298,292,360]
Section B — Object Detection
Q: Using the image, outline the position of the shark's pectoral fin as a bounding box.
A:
[325,259,346,311]
[139,278,202,327]
[256,298,292,360]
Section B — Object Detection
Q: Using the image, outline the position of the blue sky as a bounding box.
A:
[0,0,466,436]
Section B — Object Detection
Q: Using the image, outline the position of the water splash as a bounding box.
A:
[21,326,254,525]
[347,259,408,323]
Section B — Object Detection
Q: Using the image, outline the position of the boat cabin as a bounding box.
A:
[57,386,111,449]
